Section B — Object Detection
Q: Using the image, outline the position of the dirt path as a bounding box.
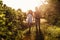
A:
[22,26,36,40]
[22,26,44,40]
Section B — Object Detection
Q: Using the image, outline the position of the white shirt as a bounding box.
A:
[26,14,33,23]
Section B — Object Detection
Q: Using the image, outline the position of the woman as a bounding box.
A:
[27,10,33,33]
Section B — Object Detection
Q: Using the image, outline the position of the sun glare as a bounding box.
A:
[3,0,47,12]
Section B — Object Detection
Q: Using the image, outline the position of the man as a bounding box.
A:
[34,7,41,32]
[34,7,44,40]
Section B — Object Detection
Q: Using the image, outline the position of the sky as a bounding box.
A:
[3,0,46,12]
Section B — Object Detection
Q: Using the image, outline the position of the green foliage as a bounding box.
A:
[46,26,60,40]
[0,1,26,40]
[43,0,60,26]
[41,24,60,40]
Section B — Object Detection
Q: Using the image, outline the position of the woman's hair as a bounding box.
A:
[27,10,33,15]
